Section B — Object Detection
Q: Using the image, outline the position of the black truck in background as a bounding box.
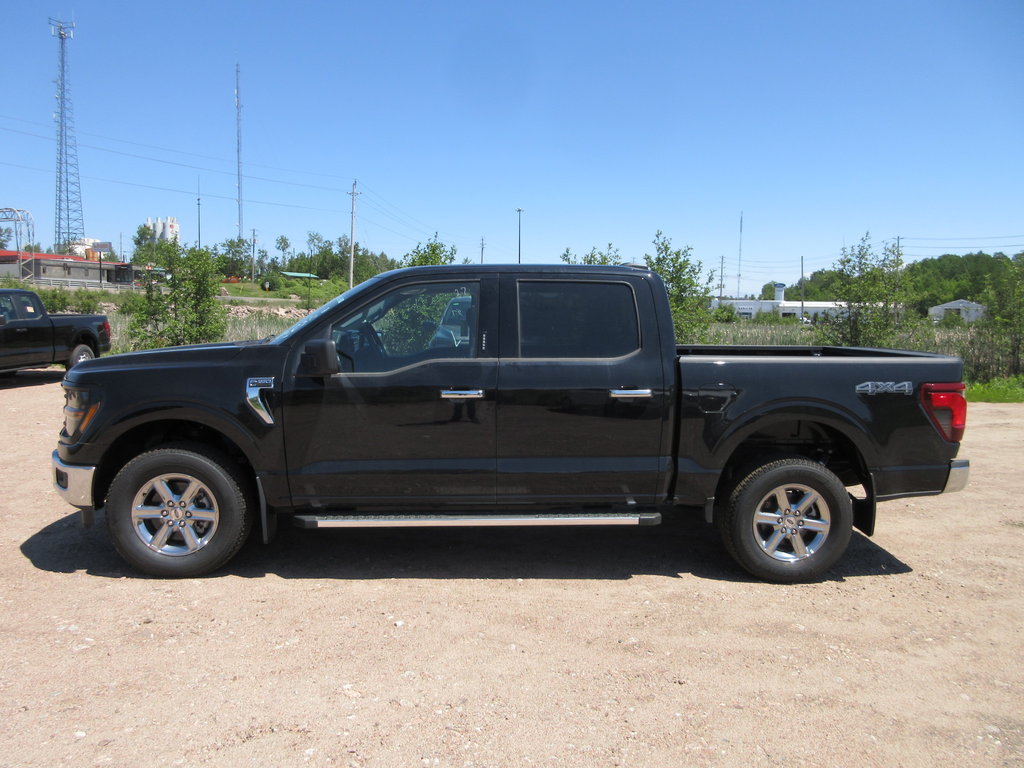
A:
[1,288,111,374]
[52,265,969,582]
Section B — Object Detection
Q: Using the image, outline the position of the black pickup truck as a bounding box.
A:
[1,288,111,374]
[52,265,969,581]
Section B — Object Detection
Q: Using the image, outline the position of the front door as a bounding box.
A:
[0,292,51,369]
[283,277,498,511]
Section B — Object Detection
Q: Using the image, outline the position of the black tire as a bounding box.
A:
[67,343,95,369]
[716,457,852,583]
[105,443,253,577]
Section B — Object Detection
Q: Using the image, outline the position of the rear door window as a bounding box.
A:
[517,281,640,358]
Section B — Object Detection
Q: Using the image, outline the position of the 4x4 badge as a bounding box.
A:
[856,381,913,396]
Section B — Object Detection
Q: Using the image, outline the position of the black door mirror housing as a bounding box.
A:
[299,338,340,377]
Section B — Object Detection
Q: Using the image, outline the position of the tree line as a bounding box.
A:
[766,236,1024,376]
[18,220,1021,380]
[771,248,1024,317]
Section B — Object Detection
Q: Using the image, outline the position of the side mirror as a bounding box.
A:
[299,338,341,377]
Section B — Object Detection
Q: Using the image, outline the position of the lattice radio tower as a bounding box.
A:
[51,18,84,253]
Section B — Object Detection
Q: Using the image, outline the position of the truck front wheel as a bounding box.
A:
[105,443,253,577]
[716,457,852,583]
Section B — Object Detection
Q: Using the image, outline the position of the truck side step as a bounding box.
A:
[292,511,662,529]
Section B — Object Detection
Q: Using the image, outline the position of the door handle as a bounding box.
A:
[609,388,653,399]
[441,389,484,400]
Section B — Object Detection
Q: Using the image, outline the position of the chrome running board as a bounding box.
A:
[293,512,661,529]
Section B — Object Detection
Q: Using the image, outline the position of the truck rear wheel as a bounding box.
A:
[67,343,95,369]
[716,457,852,583]
[105,443,253,577]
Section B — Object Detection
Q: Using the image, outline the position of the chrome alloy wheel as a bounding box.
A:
[751,483,831,562]
[130,473,220,556]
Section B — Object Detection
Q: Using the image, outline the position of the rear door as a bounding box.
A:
[495,274,671,508]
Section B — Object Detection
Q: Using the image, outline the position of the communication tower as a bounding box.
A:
[51,18,85,253]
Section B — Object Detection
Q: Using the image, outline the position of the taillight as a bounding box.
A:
[920,382,967,443]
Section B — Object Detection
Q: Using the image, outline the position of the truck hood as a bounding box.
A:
[65,341,257,380]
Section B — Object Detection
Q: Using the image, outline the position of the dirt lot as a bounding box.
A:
[1,369,1021,767]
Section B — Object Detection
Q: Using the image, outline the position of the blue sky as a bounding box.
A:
[3,0,1022,296]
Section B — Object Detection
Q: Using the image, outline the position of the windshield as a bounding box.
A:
[271,274,386,345]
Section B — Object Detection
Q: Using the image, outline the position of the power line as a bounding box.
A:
[901,234,1024,241]
[0,125,446,244]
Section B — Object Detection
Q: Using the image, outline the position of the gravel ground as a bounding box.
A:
[1,369,1021,767]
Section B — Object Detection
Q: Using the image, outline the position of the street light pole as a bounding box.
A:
[516,207,523,264]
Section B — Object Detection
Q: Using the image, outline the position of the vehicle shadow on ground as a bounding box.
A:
[0,369,65,389]
[22,510,912,583]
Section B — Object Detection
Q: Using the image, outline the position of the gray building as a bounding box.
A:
[928,299,986,323]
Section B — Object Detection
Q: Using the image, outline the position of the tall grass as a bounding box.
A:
[707,323,813,346]
[707,321,1016,385]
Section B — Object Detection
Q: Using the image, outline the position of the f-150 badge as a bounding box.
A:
[246,377,276,424]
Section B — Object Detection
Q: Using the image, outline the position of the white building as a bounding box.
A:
[711,283,844,321]
[145,217,180,242]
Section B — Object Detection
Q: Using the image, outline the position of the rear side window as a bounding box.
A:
[12,293,42,320]
[517,281,640,358]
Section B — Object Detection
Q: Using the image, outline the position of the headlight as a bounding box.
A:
[61,384,100,441]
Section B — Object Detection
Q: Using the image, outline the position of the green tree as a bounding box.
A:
[126,244,227,350]
[712,303,738,323]
[559,243,621,265]
[643,231,715,343]
[813,233,908,348]
[981,254,1024,376]
[904,251,1005,316]
[125,268,170,350]
[401,234,457,267]
[168,246,228,345]
[0,227,11,249]
[786,268,845,301]
[354,245,399,285]
[131,224,178,269]
[214,237,251,279]
[275,235,291,264]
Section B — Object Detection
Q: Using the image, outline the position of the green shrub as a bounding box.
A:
[966,376,1024,403]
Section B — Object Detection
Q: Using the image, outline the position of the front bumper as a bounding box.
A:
[944,458,970,493]
[52,450,97,510]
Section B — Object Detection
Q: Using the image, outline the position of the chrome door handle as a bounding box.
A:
[609,388,653,399]
[441,389,484,400]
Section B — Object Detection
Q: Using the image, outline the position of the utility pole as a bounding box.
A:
[480,237,485,264]
[719,254,725,298]
[251,228,257,283]
[235,64,243,241]
[737,211,743,298]
[348,180,360,289]
[196,178,202,249]
[895,235,902,326]
[800,254,805,321]
[516,208,523,264]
